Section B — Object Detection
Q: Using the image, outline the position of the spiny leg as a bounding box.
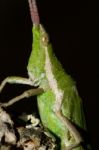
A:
[0,76,38,92]
[0,88,44,107]
[53,100,83,150]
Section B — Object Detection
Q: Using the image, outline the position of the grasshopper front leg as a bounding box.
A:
[0,76,41,93]
[0,88,44,108]
[0,76,44,108]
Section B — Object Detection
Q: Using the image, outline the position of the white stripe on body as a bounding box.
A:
[44,47,64,111]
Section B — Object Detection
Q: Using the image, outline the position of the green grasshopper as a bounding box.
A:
[0,0,91,149]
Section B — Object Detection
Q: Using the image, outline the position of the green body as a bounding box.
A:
[27,25,87,149]
[0,1,91,149]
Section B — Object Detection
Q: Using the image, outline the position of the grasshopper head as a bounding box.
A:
[27,24,50,88]
[40,25,49,47]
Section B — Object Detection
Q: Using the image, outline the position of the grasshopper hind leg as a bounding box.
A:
[61,139,81,150]
[53,99,83,150]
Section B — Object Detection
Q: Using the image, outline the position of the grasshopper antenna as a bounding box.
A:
[28,0,40,25]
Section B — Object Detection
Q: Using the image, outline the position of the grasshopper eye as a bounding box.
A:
[41,34,49,46]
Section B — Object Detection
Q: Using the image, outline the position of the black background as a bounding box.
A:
[0,0,98,149]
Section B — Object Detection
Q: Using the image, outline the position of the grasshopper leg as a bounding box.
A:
[0,76,36,92]
[0,88,44,107]
[53,100,83,150]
